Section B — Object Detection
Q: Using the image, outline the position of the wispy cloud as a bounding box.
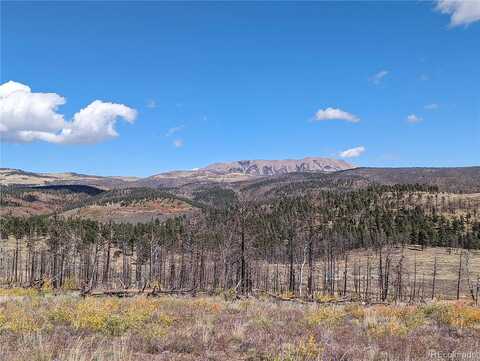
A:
[370,70,389,85]
[339,146,365,158]
[165,125,184,137]
[314,107,360,123]
[146,99,157,109]
[436,0,480,27]
[173,139,184,148]
[406,114,423,123]
[424,103,439,110]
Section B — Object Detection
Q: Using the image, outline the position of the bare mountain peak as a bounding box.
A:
[1,158,353,189]
[201,157,354,176]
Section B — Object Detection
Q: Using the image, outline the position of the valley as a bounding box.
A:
[1,161,480,361]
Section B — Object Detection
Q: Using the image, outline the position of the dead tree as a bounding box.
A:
[456,251,462,300]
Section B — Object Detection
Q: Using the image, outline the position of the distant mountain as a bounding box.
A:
[2,164,479,222]
[202,157,354,176]
[0,168,138,189]
[1,158,351,189]
[136,157,354,189]
[3,162,479,196]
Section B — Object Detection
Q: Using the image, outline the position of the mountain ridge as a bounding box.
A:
[201,157,353,176]
[2,162,480,194]
[1,157,353,187]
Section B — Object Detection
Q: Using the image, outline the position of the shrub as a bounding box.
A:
[344,304,365,320]
[306,306,346,328]
[41,278,54,293]
[0,302,43,333]
[48,296,176,336]
[296,335,323,360]
[368,319,408,337]
[72,298,120,332]
[313,293,337,303]
[61,277,78,290]
[273,335,323,361]
[426,302,480,329]
[0,287,38,297]
[281,291,296,300]
[47,300,74,324]
[361,305,426,337]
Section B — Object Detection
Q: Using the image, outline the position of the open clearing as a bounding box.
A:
[0,291,479,361]
[2,240,478,301]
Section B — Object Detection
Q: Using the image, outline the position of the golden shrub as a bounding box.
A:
[281,291,295,300]
[157,313,174,327]
[306,306,346,328]
[45,296,174,335]
[47,301,74,324]
[313,293,337,303]
[0,303,43,333]
[0,287,38,297]
[124,297,156,327]
[278,335,323,361]
[0,311,6,329]
[296,334,323,360]
[344,304,365,320]
[191,298,212,311]
[428,302,480,329]
[70,298,120,333]
[41,278,54,293]
[61,277,78,290]
[368,319,408,337]
[369,305,425,334]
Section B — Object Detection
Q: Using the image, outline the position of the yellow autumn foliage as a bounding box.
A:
[306,306,346,328]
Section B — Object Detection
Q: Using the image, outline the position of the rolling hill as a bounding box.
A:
[1,161,479,222]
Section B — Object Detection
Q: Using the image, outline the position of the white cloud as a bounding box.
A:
[0,81,137,144]
[314,107,360,123]
[370,70,389,85]
[436,0,480,26]
[0,81,66,137]
[173,139,183,148]
[424,103,439,110]
[406,114,423,123]
[419,74,429,81]
[165,125,184,137]
[339,146,365,158]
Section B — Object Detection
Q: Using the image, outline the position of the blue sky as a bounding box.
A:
[1,1,479,176]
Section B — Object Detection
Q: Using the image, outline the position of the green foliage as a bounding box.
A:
[193,187,237,208]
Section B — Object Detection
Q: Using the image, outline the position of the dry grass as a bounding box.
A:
[61,198,193,223]
[0,190,84,217]
[0,292,479,361]
[343,246,480,299]
[411,192,480,220]
[255,247,480,300]
[3,240,479,300]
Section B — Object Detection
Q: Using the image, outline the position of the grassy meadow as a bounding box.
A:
[0,290,479,361]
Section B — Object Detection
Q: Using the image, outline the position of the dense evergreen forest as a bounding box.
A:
[1,184,479,301]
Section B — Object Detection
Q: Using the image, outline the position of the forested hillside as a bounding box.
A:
[1,184,479,301]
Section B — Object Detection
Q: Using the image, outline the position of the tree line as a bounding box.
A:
[1,185,479,301]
